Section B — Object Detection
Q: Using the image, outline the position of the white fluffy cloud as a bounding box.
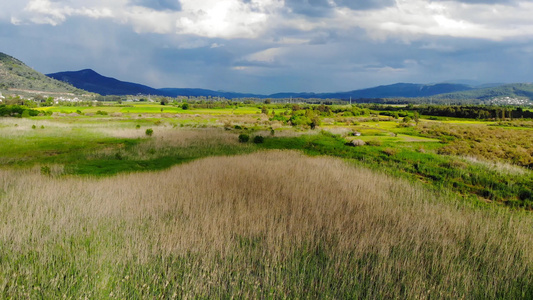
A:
[339,0,533,41]
[10,0,283,38]
[7,0,533,41]
[175,0,283,38]
[14,0,115,26]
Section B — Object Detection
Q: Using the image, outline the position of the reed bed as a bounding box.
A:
[0,151,531,298]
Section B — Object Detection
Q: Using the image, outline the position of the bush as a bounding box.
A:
[145,128,154,136]
[348,139,365,147]
[40,166,51,176]
[32,125,36,129]
[181,103,189,110]
[253,135,264,144]
[136,124,141,129]
[115,152,123,160]
[238,134,250,143]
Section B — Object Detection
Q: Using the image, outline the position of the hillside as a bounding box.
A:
[159,88,262,99]
[0,52,84,94]
[47,69,161,96]
[272,83,474,99]
[436,83,533,101]
[47,70,263,98]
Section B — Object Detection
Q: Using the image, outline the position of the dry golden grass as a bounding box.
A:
[0,151,531,298]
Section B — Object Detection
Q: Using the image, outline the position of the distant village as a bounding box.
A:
[1,90,532,107]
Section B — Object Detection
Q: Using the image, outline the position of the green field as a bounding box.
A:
[1,102,532,298]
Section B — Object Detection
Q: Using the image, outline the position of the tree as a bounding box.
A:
[413,111,420,125]
[310,115,321,129]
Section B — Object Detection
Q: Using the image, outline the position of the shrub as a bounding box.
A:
[145,128,154,136]
[238,134,250,143]
[136,124,141,129]
[253,135,264,144]
[96,110,108,115]
[32,125,36,129]
[270,115,288,123]
[40,166,51,176]
[181,103,189,110]
[40,125,44,129]
[348,139,365,147]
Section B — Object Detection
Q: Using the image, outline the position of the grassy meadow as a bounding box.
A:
[0,102,532,298]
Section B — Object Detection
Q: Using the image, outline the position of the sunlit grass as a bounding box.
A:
[0,151,531,298]
[36,103,287,115]
[1,107,533,297]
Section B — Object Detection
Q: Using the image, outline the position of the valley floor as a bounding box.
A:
[0,104,532,298]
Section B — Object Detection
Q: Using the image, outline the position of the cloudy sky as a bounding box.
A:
[2,0,533,93]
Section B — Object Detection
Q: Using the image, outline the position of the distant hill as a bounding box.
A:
[3,50,531,102]
[47,69,161,96]
[0,52,84,94]
[436,83,533,100]
[272,83,474,99]
[158,88,262,99]
[47,69,477,99]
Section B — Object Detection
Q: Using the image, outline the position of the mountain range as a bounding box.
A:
[2,51,533,102]
[48,69,478,99]
[47,68,533,102]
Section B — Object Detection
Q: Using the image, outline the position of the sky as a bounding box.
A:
[1,0,533,94]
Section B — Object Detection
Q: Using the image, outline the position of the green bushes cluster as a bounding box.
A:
[145,128,154,136]
[0,105,41,117]
[238,134,249,143]
[253,135,264,144]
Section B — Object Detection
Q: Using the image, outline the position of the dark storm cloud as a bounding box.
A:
[130,0,181,11]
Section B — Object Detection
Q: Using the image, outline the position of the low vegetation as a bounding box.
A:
[1,152,531,298]
[0,101,532,298]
